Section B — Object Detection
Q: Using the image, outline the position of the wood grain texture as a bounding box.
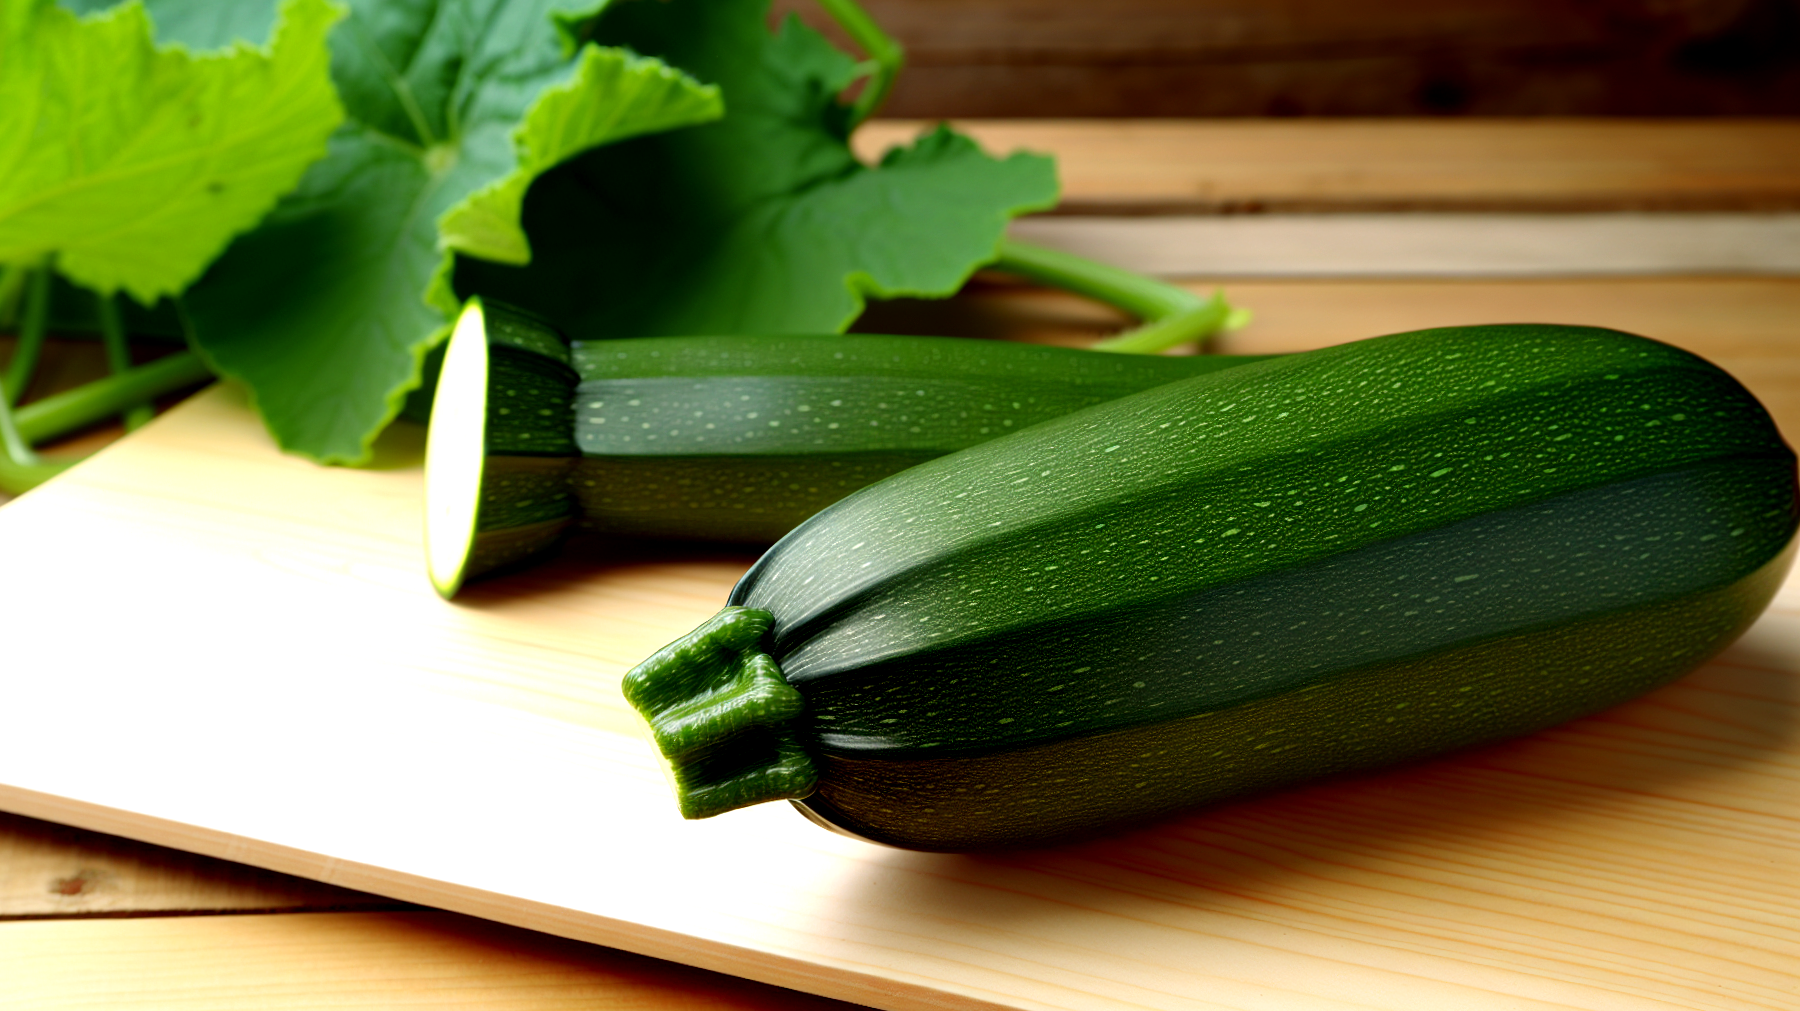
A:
[1007,213,1800,277]
[0,810,406,918]
[855,120,1800,213]
[0,911,868,1010]
[1,276,1797,1007]
[777,0,1800,117]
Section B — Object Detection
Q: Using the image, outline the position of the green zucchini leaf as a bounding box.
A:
[0,0,344,305]
[165,0,723,463]
[453,0,1060,339]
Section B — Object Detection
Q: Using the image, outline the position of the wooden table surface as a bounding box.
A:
[5,120,1800,1010]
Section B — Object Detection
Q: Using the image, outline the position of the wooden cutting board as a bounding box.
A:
[2,356,1798,1009]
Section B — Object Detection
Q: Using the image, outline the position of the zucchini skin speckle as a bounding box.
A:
[567,335,1269,542]
[626,324,1799,850]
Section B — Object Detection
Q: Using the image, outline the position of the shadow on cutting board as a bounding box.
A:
[446,531,761,608]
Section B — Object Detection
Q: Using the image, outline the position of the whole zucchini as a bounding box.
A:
[623,324,1799,850]
[424,300,1268,595]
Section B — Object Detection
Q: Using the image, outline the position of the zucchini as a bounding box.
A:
[566,333,1267,542]
[424,306,1270,596]
[623,323,1799,850]
[425,300,580,593]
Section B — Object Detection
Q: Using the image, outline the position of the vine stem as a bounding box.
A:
[0,265,58,493]
[0,265,24,329]
[0,451,67,496]
[96,292,154,430]
[15,352,212,445]
[987,240,1247,354]
[814,0,903,126]
[0,385,43,467]
[0,353,212,496]
[3,268,50,406]
[0,376,62,496]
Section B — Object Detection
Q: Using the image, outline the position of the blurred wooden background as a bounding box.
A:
[775,0,1800,117]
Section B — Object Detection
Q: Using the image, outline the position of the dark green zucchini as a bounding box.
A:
[567,334,1269,541]
[425,240,1267,595]
[623,323,1799,850]
[424,303,1269,596]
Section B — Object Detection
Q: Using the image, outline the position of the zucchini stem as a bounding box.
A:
[0,388,66,495]
[0,452,67,496]
[3,268,50,406]
[989,239,1247,353]
[1090,292,1234,354]
[15,352,212,445]
[622,606,819,819]
[0,342,212,496]
[96,292,154,430]
[815,0,903,126]
[0,267,65,494]
[0,385,41,466]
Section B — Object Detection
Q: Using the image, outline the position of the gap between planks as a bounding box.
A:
[0,809,408,920]
[0,911,872,1011]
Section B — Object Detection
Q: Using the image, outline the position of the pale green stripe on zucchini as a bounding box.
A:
[567,335,1270,542]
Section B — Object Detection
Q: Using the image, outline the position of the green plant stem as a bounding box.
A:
[0,387,64,495]
[0,383,40,464]
[992,239,1199,318]
[989,239,1243,353]
[3,268,51,406]
[15,352,212,446]
[0,453,68,496]
[0,352,212,496]
[95,292,155,430]
[0,265,24,329]
[815,0,903,126]
[1089,292,1237,354]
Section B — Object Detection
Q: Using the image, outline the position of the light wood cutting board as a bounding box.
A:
[2,369,1797,1010]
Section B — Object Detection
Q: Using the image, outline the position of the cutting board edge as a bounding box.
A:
[0,783,1036,1011]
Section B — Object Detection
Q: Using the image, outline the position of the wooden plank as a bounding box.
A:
[0,273,1797,1009]
[0,810,406,918]
[856,120,1800,213]
[1007,213,1800,277]
[0,911,868,1010]
[779,1,1799,118]
[786,0,1743,63]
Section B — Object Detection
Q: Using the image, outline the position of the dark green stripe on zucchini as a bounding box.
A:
[623,323,1799,850]
[567,335,1269,541]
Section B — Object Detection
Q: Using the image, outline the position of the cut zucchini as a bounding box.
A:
[427,243,1264,593]
[424,298,579,597]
